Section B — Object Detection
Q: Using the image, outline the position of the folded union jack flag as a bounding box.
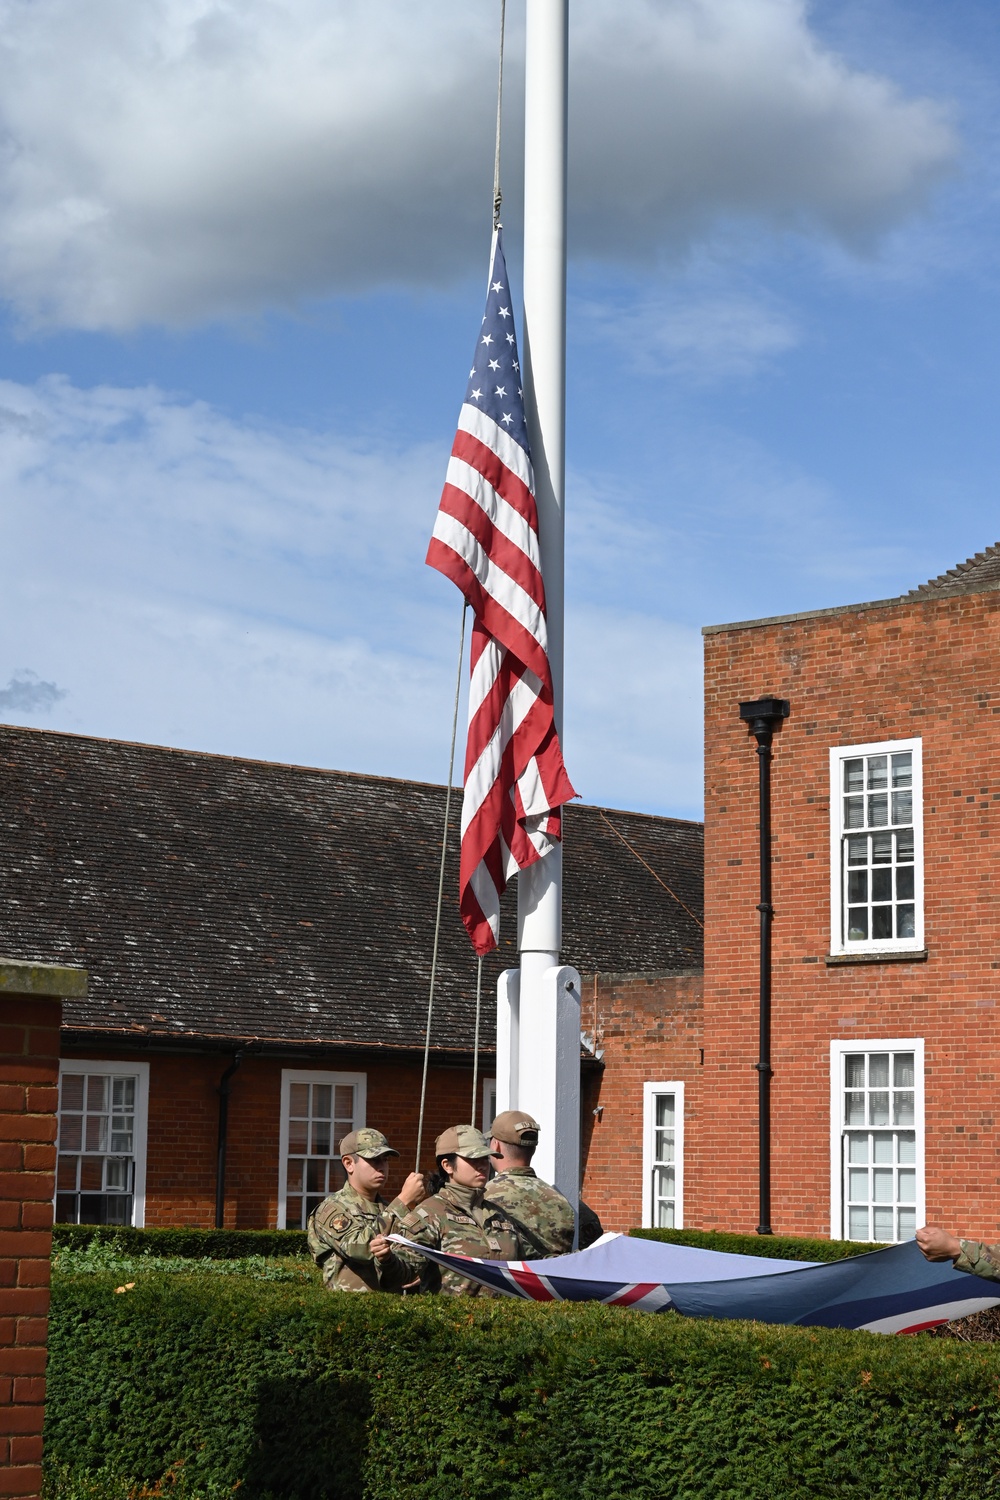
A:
[389,1234,1000,1333]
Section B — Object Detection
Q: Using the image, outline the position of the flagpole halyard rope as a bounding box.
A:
[493,0,506,229]
[471,954,483,1123]
[415,601,469,1171]
[598,810,705,931]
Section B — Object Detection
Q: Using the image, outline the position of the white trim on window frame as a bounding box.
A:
[828,1038,925,1242]
[276,1069,367,1230]
[56,1059,151,1228]
[642,1081,684,1231]
[828,737,924,957]
[481,1077,497,1136]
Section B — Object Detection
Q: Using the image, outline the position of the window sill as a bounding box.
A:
[825,949,928,967]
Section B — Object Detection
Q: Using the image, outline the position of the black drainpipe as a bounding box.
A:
[738,697,789,1236]
[216,1050,246,1229]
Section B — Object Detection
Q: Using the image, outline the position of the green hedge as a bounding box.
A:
[52,1224,309,1259]
[44,1270,1000,1500]
[630,1226,883,1262]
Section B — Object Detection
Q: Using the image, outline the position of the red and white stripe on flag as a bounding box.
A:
[426,230,576,955]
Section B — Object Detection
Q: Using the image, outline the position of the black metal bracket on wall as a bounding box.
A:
[738,696,790,1236]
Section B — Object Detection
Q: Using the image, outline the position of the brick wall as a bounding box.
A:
[0,961,85,1500]
[580,971,703,1232]
[701,586,1000,1239]
[61,1048,498,1228]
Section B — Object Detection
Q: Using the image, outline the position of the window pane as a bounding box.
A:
[61,1075,85,1111]
[869,1092,889,1127]
[288,1119,308,1153]
[871,834,893,864]
[844,797,864,829]
[845,1056,866,1088]
[871,868,891,903]
[85,1116,108,1152]
[894,1054,914,1088]
[891,790,912,825]
[872,1133,893,1164]
[105,1159,131,1191]
[59,1115,82,1151]
[656,1198,675,1229]
[57,1155,78,1189]
[896,829,914,862]
[306,1159,326,1193]
[110,1129,133,1154]
[867,757,887,790]
[896,868,914,901]
[844,759,864,792]
[891,753,912,787]
[849,1206,869,1240]
[847,836,867,865]
[898,1169,916,1204]
[86,1076,108,1112]
[848,909,868,941]
[872,1169,893,1203]
[848,1168,868,1200]
[80,1157,103,1191]
[897,1209,916,1240]
[56,1193,78,1224]
[897,906,915,939]
[845,1093,865,1126]
[868,794,888,827]
[894,1092,915,1126]
[289,1083,309,1117]
[656,1095,675,1128]
[311,1121,331,1156]
[286,1196,302,1229]
[286,1160,303,1193]
[848,871,868,902]
[655,1131,674,1163]
[112,1077,136,1110]
[312,1085,332,1119]
[847,1135,868,1163]
[873,1208,894,1240]
[655,1165,675,1198]
[869,1055,889,1088]
[334,1085,355,1120]
[898,1132,916,1164]
[872,906,892,940]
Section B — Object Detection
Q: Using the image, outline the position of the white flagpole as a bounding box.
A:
[502,0,580,1206]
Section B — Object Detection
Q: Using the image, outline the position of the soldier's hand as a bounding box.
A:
[370,1234,393,1261]
[399,1171,427,1209]
[915,1225,962,1262]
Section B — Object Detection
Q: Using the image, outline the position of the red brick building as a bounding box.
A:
[696,543,1000,1244]
[0,725,703,1235]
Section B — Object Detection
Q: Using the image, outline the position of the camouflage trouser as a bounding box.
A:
[955,1240,1000,1281]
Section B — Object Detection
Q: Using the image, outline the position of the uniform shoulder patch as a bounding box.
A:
[329,1214,351,1233]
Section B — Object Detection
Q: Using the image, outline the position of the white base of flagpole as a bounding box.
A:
[496,958,581,1207]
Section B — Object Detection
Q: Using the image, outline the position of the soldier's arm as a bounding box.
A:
[953,1240,1000,1281]
[387,1204,442,1282]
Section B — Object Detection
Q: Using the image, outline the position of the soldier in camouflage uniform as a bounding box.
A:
[917,1224,1000,1280]
[484,1110,604,1255]
[307,1128,425,1293]
[386,1126,523,1296]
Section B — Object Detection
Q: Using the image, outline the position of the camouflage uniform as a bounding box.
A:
[954,1239,1000,1281]
[484,1166,575,1256]
[393,1180,523,1296]
[308,1180,411,1292]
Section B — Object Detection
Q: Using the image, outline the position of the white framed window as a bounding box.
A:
[277,1070,366,1230]
[56,1060,150,1227]
[642,1082,684,1230]
[829,738,923,955]
[481,1077,497,1135]
[829,1040,924,1243]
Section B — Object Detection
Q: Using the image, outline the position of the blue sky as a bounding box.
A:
[1,0,998,821]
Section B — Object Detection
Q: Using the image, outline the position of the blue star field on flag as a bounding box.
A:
[463,230,530,457]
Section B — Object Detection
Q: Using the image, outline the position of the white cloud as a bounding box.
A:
[580,292,799,379]
[0,669,67,713]
[0,0,957,329]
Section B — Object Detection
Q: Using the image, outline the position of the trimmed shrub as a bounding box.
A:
[51,1224,309,1259]
[630,1226,883,1261]
[45,1269,1000,1500]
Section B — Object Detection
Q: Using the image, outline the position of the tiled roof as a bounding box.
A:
[0,726,703,1053]
[906,543,1000,599]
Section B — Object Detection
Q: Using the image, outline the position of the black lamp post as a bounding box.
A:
[738,696,790,1236]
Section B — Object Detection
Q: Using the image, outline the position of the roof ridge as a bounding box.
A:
[906,541,1000,599]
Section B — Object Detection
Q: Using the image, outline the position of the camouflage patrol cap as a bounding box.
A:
[489,1110,541,1146]
[339,1127,399,1160]
[435,1124,492,1159]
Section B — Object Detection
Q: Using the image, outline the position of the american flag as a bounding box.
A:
[426,230,576,955]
